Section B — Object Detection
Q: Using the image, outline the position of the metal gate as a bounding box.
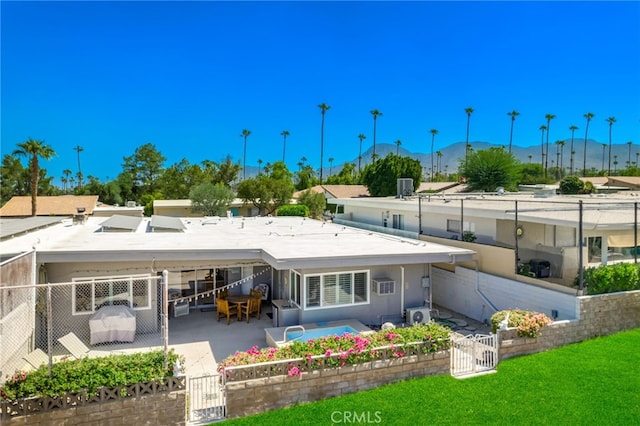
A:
[450,333,498,378]
[188,373,226,422]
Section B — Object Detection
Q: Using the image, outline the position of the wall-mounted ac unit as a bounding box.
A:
[372,279,395,295]
[406,307,430,325]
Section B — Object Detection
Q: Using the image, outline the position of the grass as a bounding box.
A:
[222,328,640,425]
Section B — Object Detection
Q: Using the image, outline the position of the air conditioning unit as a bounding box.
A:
[396,178,414,198]
[406,307,430,325]
[372,279,395,295]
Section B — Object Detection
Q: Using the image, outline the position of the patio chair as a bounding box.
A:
[242,297,261,323]
[216,298,237,325]
[23,348,50,369]
[58,332,111,359]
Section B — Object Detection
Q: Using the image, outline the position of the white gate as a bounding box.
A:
[451,333,498,378]
[188,373,226,422]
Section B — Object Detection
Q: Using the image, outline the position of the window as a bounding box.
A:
[305,270,369,309]
[72,275,152,315]
[289,270,301,305]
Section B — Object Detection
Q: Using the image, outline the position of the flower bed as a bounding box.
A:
[491,309,552,338]
[218,323,451,381]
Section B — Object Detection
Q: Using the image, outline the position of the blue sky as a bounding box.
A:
[2,1,639,183]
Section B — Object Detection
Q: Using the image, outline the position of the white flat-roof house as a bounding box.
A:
[0,215,476,329]
[329,191,640,285]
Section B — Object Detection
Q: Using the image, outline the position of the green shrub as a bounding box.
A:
[276,204,309,217]
[491,309,552,338]
[578,263,640,294]
[0,350,182,401]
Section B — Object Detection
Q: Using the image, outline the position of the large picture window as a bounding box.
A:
[305,270,369,309]
[72,275,152,315]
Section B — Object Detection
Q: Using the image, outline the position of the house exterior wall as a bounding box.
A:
[431,266,577,324]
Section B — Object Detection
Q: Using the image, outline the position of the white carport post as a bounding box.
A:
[400,266,405,317]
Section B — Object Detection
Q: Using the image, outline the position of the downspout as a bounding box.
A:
[578,200,584,293]
[635,202,638,264]
[418,195,422,235]
[472,259,498,319]
[400,266,405,318]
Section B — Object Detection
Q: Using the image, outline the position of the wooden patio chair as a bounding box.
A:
[216,298,237,325]
[242,297,261,323]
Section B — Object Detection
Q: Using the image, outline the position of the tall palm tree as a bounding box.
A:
[464,107,474,168]
[436,150,443,177]
[280,130,290,163]
[318,103,331,184]
[357,134,366,173]
[555,140,565,180]
[73,145,84,188]
[613,155,618,174]
[241,129,251,180]
[606,116,616,176]
[62,168,72,192]
[13,138,56,216]
[568,125,579,175]
[370,109,383,160]
[429,129,439,182]
[601,144,607,173]
[528,154,532,163]
[539,125,547,171]
[395,140,401,155]
[582,112,595,176]
[328,157,334,176]
[544,114,556,178]
[257,159,263,175]
[507,110,519,153]
[627,141,633,168]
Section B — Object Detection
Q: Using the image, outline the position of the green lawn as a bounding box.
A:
[222,328,640,425]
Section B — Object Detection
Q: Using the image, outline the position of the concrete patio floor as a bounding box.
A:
[165,303,491,378]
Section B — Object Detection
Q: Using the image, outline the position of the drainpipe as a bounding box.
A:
[418,195,422,234]
[473,259,498,320]
[635,202,638,264]
[514,200,519,274]
[400,266,405,318]
[578,201,584,293]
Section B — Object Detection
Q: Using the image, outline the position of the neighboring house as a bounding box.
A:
[154,199,261,217]
[293,185,370,200]
[0,215,476,330]
[0,195,99,217]
[329,191,640,284]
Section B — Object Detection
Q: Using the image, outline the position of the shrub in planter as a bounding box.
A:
[491,309,552,338]
[577,263,640,294]
[0,350,183,401]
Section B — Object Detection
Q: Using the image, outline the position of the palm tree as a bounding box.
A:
[539,125,547,171]
[555,140,565,180]
[627,141,633,168]
[241,129,251,180]
[280,130,290,163]
[613,155,618,174]
[357,134,366,173]
[12,138,56,216]
[436,150,443,177]
[606,116,616,175]
[583,112,595,176]
[328,157,334,176]
[464,107,474,168]
[257,159,263,175]
[318,103,330,184]
[429,129,439,182]
[395,140,401,155]
[73,145,84,188]
[507,110,519,153]
[544,114,556,178]
[370,109,383,160]
[62,168,72,192]
[568,125,578,175]
[601,143,606,173]
[528,154,532,163]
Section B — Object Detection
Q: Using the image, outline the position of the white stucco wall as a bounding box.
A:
[431,266,578,323]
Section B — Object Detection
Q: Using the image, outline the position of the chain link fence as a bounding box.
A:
[0,273,167,385]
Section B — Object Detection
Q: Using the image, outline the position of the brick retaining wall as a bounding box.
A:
[225,350,450,419]
[500,290,640,359]
[2,389,186,426]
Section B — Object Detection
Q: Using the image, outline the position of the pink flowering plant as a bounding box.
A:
[217,323,450,377]
[490,309,552,338]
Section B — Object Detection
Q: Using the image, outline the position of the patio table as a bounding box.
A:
[226,295,250,320]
